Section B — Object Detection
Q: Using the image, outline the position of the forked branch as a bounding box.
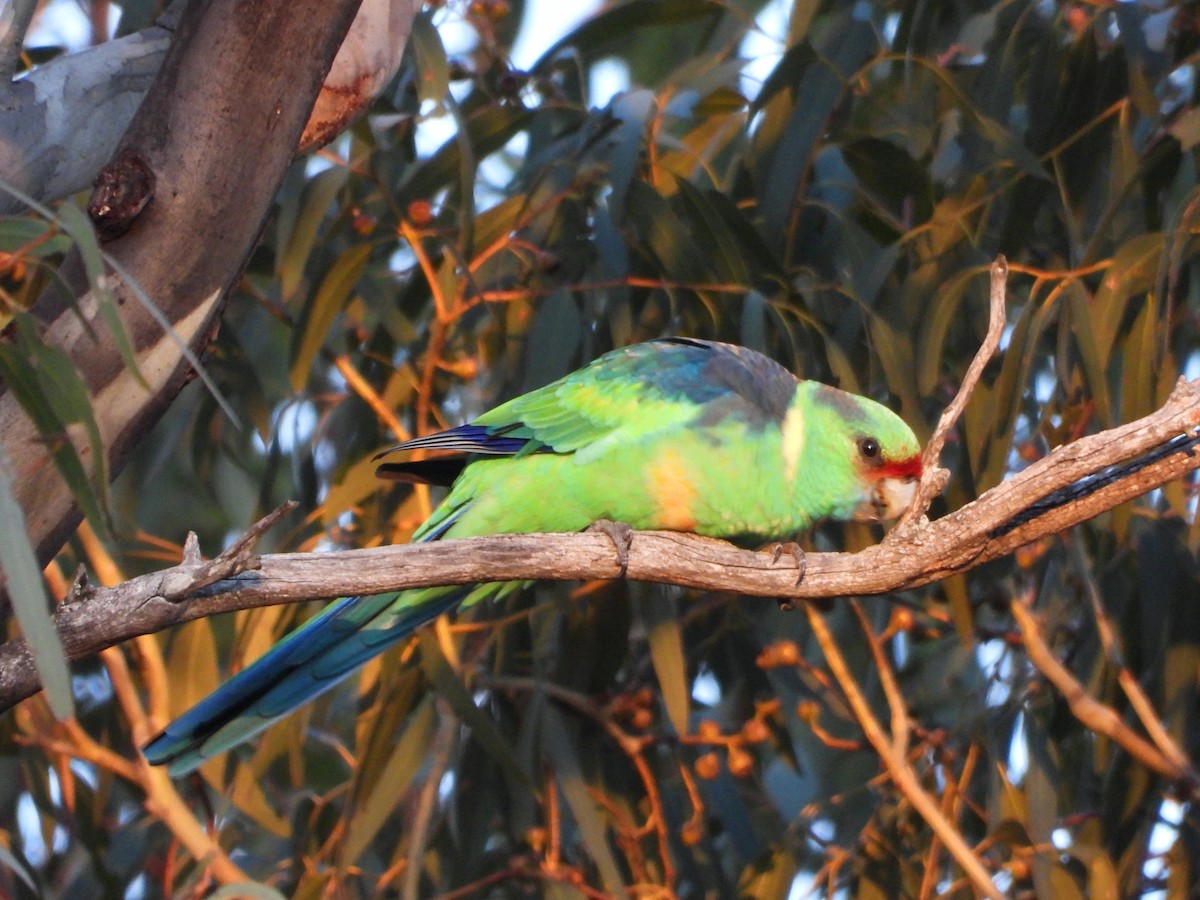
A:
[0,371,1195,712]
[0,253,1197,710]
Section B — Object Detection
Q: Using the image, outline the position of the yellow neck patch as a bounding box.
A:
[780,402,805,483]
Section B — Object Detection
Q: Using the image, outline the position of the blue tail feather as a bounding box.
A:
[142,587,462,775]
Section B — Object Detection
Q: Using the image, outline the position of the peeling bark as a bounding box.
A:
[301,0,420,150]
[0,24,170,214]
[0,0,417,214]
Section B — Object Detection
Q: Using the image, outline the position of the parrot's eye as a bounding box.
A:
[858,437,881,460]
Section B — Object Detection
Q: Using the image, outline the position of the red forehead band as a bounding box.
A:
[875,456,923,480]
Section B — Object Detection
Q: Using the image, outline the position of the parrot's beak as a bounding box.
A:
[853,475,919,523]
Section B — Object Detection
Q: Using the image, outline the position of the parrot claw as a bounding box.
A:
[588,519,634,577]
[766,541,807,587]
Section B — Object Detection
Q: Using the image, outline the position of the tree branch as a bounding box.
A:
[1011,598,1198,792]
[0,377,1196,710]
[805,602,1004,900]
[899,255,1008,528]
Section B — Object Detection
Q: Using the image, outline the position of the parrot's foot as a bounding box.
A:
[767,541,807,590]
[588,519,634,577]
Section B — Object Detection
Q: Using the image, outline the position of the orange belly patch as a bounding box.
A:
[646,448,698,531]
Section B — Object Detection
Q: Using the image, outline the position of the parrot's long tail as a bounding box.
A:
[142,586,463,775]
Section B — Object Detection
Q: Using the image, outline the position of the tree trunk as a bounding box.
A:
[0,0,367,568]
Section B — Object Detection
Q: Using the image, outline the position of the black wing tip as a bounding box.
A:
[376,458,468,486]
[141,728,192,768]
[658,336,716,350]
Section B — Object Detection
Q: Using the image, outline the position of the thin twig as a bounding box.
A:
[398,219,454,438]
[70,526,251,885]
[402,704,458,900]
[920,744,977,900]
[1066,534,1194,774]
[898,255,1009,530]
[804,604,1004,900]
[333,354,413,444]
[1010,597,1198,791]
[848,601,909,756]
[482,672,676,885]
[77,523,170,726]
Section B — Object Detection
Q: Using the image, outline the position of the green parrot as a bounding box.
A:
[143,337,922,774]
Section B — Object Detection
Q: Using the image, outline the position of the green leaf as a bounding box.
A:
[408,10,449,105]
[1066,844,1119,900]
[418,630,533,790]
[0,217,71,257]
[208,884,289,900]
[0,447,73,720]
[638,590,689,736]
[13,315,109,488]
[164,618,224,787]
[342,696,436,864]
[229,762,289,836]
[623,180,710,282]
[752,42,816,116]
[55,202,147,389]
[759,9,878,239]
[866,314,921,427]
[399,105,537,206]
[1063,280,1113,428]
[916,265,988,396]
[278,165,350,304]
[1119,290,1159,426]
[541,705,625,893]
[322,452,388,528]
[165,619,219,719]
[671,178,750,285]
[290,243,373,392]
[980,286,1064,487]
[737,847,799,899]
[0,183,237,425]
[841,136,934,227]
[521,290,582,392]
[0,317,111,537]
[740,289,767,352]
[529,0,724,72]
[1092,233,1162,370]
[0,842,38,892]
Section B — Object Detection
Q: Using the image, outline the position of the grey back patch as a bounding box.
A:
[684,341,798,428]
[810,383,869,424]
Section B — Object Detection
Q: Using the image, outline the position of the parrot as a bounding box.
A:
[143,337,922,774]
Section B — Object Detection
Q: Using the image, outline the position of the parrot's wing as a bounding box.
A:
[376,338,800,468]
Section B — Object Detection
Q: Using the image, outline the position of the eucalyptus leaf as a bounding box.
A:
[0,448,73,719]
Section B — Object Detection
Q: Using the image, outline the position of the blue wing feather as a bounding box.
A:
[373,424,532,460]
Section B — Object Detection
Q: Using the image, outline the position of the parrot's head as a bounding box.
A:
[845,401,923,524]
[850,432,922,523]
[796,383,923,525]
